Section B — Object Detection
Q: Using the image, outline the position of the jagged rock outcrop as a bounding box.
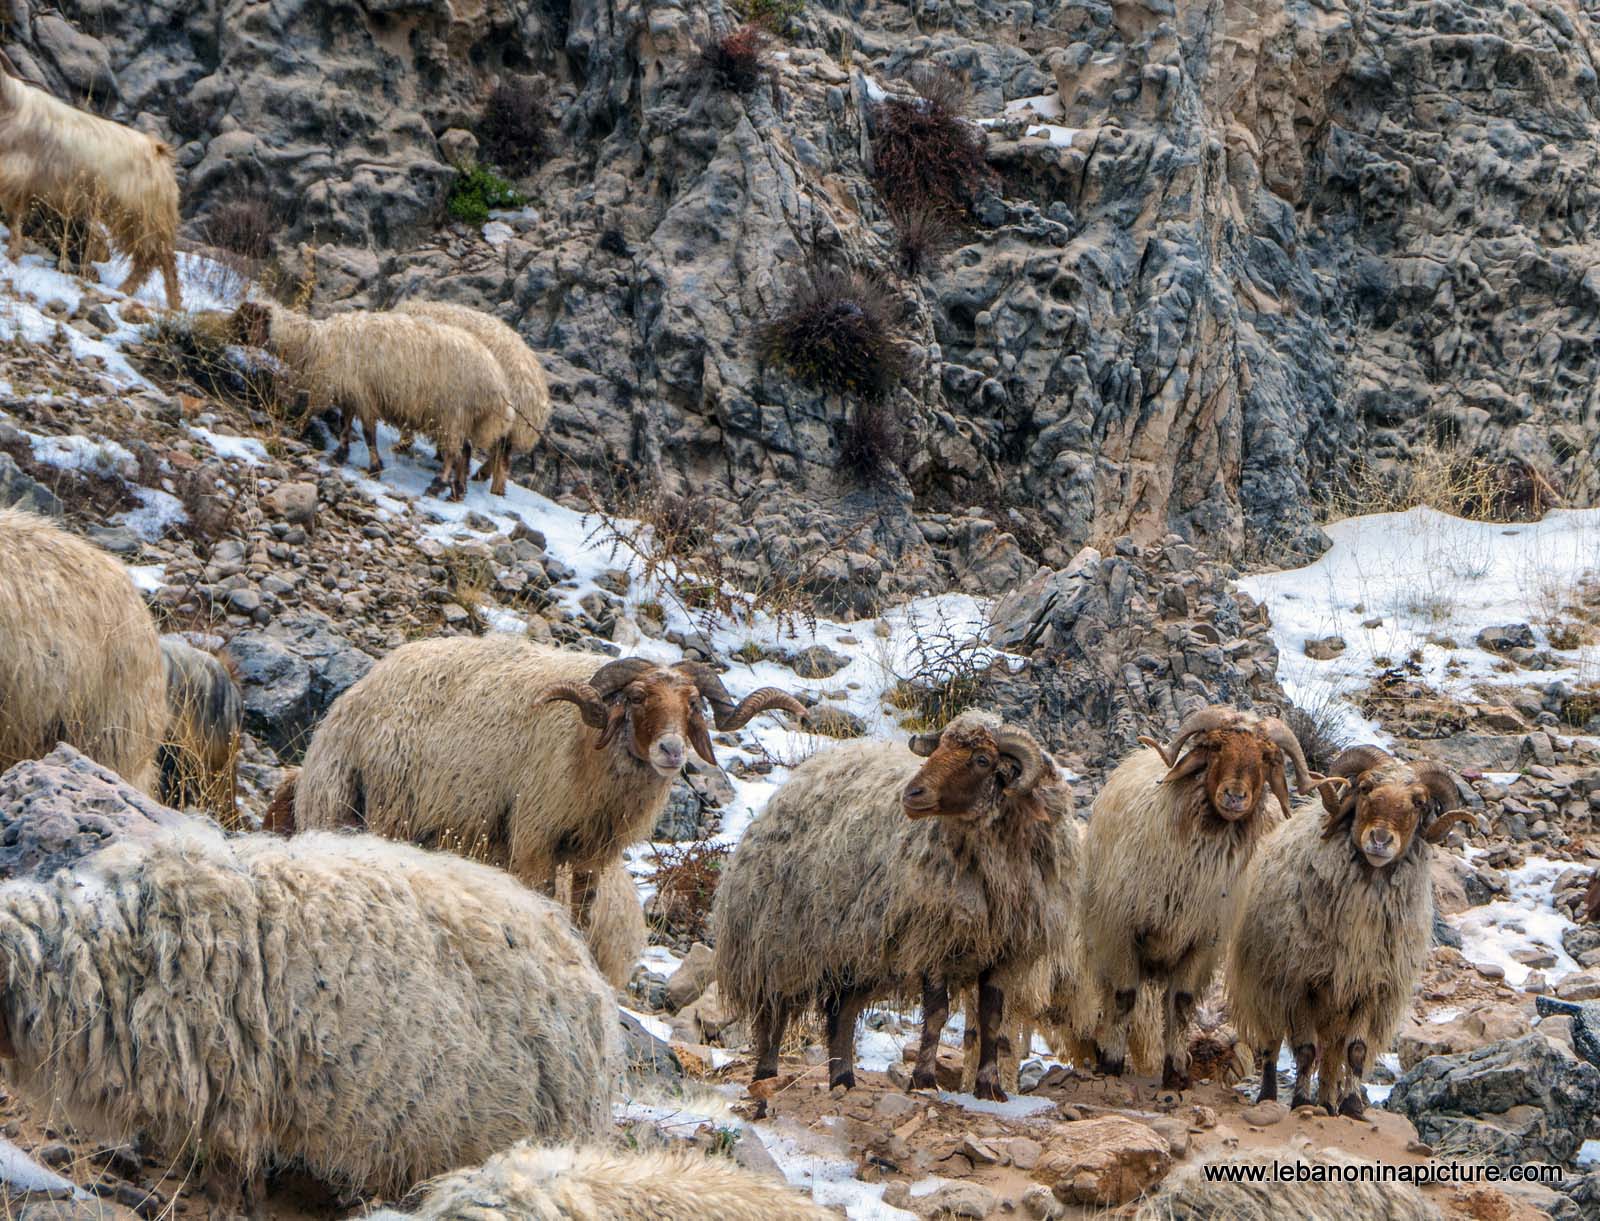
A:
[6,0,1600,609]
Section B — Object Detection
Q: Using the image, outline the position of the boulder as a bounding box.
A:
[226,614,373,758]
[1032,1116,1172,1206]
[663,942,715,1013]
[1386,1035,1600,1167]
[0,453,64,518]
[1396,1004,1532,1070]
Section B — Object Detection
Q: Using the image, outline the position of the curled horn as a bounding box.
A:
[1412,760,1464,817]
[673,662,804,729]
[1258,717,1325,796]
[588,657,660,697]
[1423,809,1475,845]
[1319,745,1391,836]
[992,726,1048,794]
[908,732,942,757]
[536,682,610,731]
[1160,707,1242,767]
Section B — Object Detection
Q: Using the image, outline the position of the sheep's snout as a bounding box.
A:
[648,732,687,776]
[1216,785,1253,817]
[901,778,938,818]
[1360,823,1399,867]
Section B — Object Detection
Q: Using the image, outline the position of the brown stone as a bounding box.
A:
[1033,1116,1173,1206]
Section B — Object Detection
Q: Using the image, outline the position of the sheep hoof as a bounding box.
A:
[1095,1052,1125,1078]
[1291,1092,1313,1110]
[1160,1057,1191,1091]
[424,479,446,498]
[829,1070,856,1092]
[1338,1092,1366,1119]
[909,1068,937,1091]
[974,1077,1008,1103]
[332,445,350,463]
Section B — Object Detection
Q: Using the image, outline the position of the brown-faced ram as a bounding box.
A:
[1078,706,1333,1088]
[1226,746,1471,1114]
[291,639,802,937]
[713,711,1075,1101]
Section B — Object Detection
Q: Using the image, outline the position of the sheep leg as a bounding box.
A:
[752,998,790,1082]
[911,973,948,1090]
[973,969,1008,1102]
[1094,983,1138,1077]
[1160,985,1198,1091]
[452,441,470,501]
[363,417,384,475]
[5,208,21,260]
[160,251,182,311]
[332,410,353,464]
[489,440,510,497]
[1256,1039,1281,1103]
[1338,1038,1368,1118]
[1289,1040,1318,1109]
[822,985,869,1091]
[569,868,597,932]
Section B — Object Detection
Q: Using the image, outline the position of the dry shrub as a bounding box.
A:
[1281,688,1352,775]
[23,198,108,271]
[477,76,551,176]
[758,265,906,400]
[699,23,769,93]
[1326,438,1560,525]
[647,841,730,941]
[839,397,906,481]
[201,191,281,261]
[888,198,959,276]
[888,610,998,730]
[442,546,495,630]
[138,312,297,426]
[872,68,994,220]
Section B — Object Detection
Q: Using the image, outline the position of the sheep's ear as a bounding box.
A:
[1161,747,1208,786]
[686,713,717,768]
[1320,790,1357,839]
[908,733,941,757]
[1423,809,1473,845]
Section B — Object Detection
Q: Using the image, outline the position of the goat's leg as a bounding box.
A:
[1256,1039,1281,1103]
[822,985,870,1091]
[489,439,510,497]
[973,968,1008,1102]
[1091,948,1138,1076]
[451,441,470,501]
[911,973,948,1091]
[1338,1037,1369,1118]
[752,998,790,1083]
[1289,1039,1319,1109]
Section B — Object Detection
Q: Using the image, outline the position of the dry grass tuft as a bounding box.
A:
[647,841,731,941]
[699,24,770,93]
[887,610,998,730]
[872,67,994,220]
[478,76,552,176]
[758,264,906,401]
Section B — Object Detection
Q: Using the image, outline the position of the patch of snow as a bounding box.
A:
[756,1125,916,1220]
[1004,92,1064,121]
[117,487,187,541]
[0,1136,86,1198]
[94,249,251,313]
[855,1028,906,1073]
[480,605,526,634]
[29,431,136,478]
[191,427,269,466]
[1424,1006,1463,1025]
[1366,1083,1394,1104]
[620,1007,674,1043]
[639,944,684,979]
[1449,856,1582,987]
[1580,1139,1600,1166]
[128,564,166,593]
[861,73,889,102]
[482,220,515,247]
[1024,124,1080,146]
[933,1090,1056,1119]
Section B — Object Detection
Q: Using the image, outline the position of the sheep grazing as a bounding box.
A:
[368,1143,836,1221]
[230,301,511,500]
[714,711,1075,1101]
[1078,706,1335,1089]
[293,638,802,933]
[0,805,619,1196]
[394,300,552,496]
[0,51,181,308]
[0,508,166,792]
[1226,745,1471,1115]
[156,634,242,818]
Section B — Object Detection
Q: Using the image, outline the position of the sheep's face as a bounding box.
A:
[1322,751,1471,867]
[1182,728,1282,822]
[901,720,1051,823]
[610,674,711,778]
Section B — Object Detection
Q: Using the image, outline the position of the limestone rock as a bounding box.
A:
[1032,1116,1173,1206]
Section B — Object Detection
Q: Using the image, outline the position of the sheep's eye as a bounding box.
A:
[973,754,992,770]
[627,691,645,705]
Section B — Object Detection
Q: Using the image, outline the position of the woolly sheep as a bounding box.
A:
[0,508,165,792]
[0,809,619,1196]
[568,860,646,991]
[395,300,552,496]
[714,711,1075,1100]
[230,301,512,500]
[1135,1149,1441,1220]
[293,639,802,933]
[157,634,242,817]
[0,51,180,308]
[1078,706,1333,1088]
[368,1143,836,1220]
[1227,746,1471,1114]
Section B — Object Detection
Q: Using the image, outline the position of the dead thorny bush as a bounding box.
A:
[887,197,960,276]
[647,841,730,941]
[758,264,907,401]
[478,75,552,176]
[887,609,1000,730]
[138,312,302,434]
[838,396,907,482]
[872,67,994,221]
[200,190,282,262]
[699,23,770,93]
[1281,687,1353,775]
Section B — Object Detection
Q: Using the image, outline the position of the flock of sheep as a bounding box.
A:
[0,36,1482,1218]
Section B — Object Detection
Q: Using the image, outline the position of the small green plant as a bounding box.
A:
[447,166,525,225]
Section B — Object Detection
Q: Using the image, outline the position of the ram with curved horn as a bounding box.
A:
[714,710,1077,1101]
[1227,746,1474,1115]
[1081,705,1335,1090]
[292,638,804,952]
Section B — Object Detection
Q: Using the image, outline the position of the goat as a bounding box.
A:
[1227,745,1471,1114]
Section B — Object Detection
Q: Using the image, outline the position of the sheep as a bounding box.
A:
[0,778,620,1198]
[1077,706,1336,1089]
[293,638,803,934]
[1226,745,1471,1115]
[156,634,242,818]
[0,507,166,793]
[567,860,646,991]
[1135,1149,1441,1221]
[394,300,552,496]
[0,51,180,308]
[713,711,1075,1101]
[368,1143,837,1220]
[230,301,512,500]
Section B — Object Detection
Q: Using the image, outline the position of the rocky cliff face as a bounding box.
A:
[9,0,1599,610]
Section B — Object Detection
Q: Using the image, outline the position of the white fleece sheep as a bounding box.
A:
[232,301,511,500]
[0,814,620,1196]
[713,712,1075,1100]
[0,53,180,308]
[368,1143,837,1220]
[394,300,551,496]
[0,508,166,792]
[1226,746,1471,1114]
